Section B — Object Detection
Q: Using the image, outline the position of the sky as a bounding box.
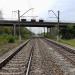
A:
[0,0,75,33]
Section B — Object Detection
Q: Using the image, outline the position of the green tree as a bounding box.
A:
[60,24,75,39]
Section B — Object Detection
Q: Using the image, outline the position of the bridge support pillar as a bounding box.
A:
[44,27,45,37]
[50,27,53,35]
[47,27,48,35]
[48,27,55,38]
[49,27,51,34]
[50,27,58,39]
[13,24,16,37]
[47,27,51,36]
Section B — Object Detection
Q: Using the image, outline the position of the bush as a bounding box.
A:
[8,36,15,43]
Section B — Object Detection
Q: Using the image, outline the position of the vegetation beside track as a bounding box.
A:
[0,27,32,56]
[45,34,75,47]
[44,24,75,47]
[0,39,22,56]
[59,39,75,47]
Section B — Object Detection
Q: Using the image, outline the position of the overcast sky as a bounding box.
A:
[0,0,75,33]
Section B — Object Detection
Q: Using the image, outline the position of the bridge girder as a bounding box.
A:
[0,20,75,27]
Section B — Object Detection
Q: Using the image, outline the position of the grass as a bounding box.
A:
[0,48,10,56]
[46,34,75,47]
[0,35,16,44]
[0,35,19,56]
[0,34,30,56]
[59,39,75,47]
[0,35,8,45]
[45,34,57,41]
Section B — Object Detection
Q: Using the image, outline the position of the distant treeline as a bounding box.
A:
[0,26,32,39]
[60,24,75,39]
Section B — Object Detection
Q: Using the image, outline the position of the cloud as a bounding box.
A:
[0,0,75,33]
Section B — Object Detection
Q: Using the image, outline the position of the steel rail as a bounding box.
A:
[45,38,75,54]
[0,40,30,69]
[25,46,34,75]
[44,38,75,65]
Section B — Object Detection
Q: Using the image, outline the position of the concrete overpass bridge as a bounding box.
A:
[0,20,75,27]
[0,20,75,40]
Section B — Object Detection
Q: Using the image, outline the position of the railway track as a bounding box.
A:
[43,38,75,74]
[28,38,64,75]
[28,38,75,75]
[44,38,75,65]
[0,38,75,75]
[0,40,34,75]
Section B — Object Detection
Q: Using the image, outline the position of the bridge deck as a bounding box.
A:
[0,20,74,27]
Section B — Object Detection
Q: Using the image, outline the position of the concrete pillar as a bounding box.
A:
[50,27,55,36]
[44,27,45,36]
[50,27,53,35]
[13,24,16,37]
[47,27,48,35]
[48,27,51,34]
[49,27,51,34]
